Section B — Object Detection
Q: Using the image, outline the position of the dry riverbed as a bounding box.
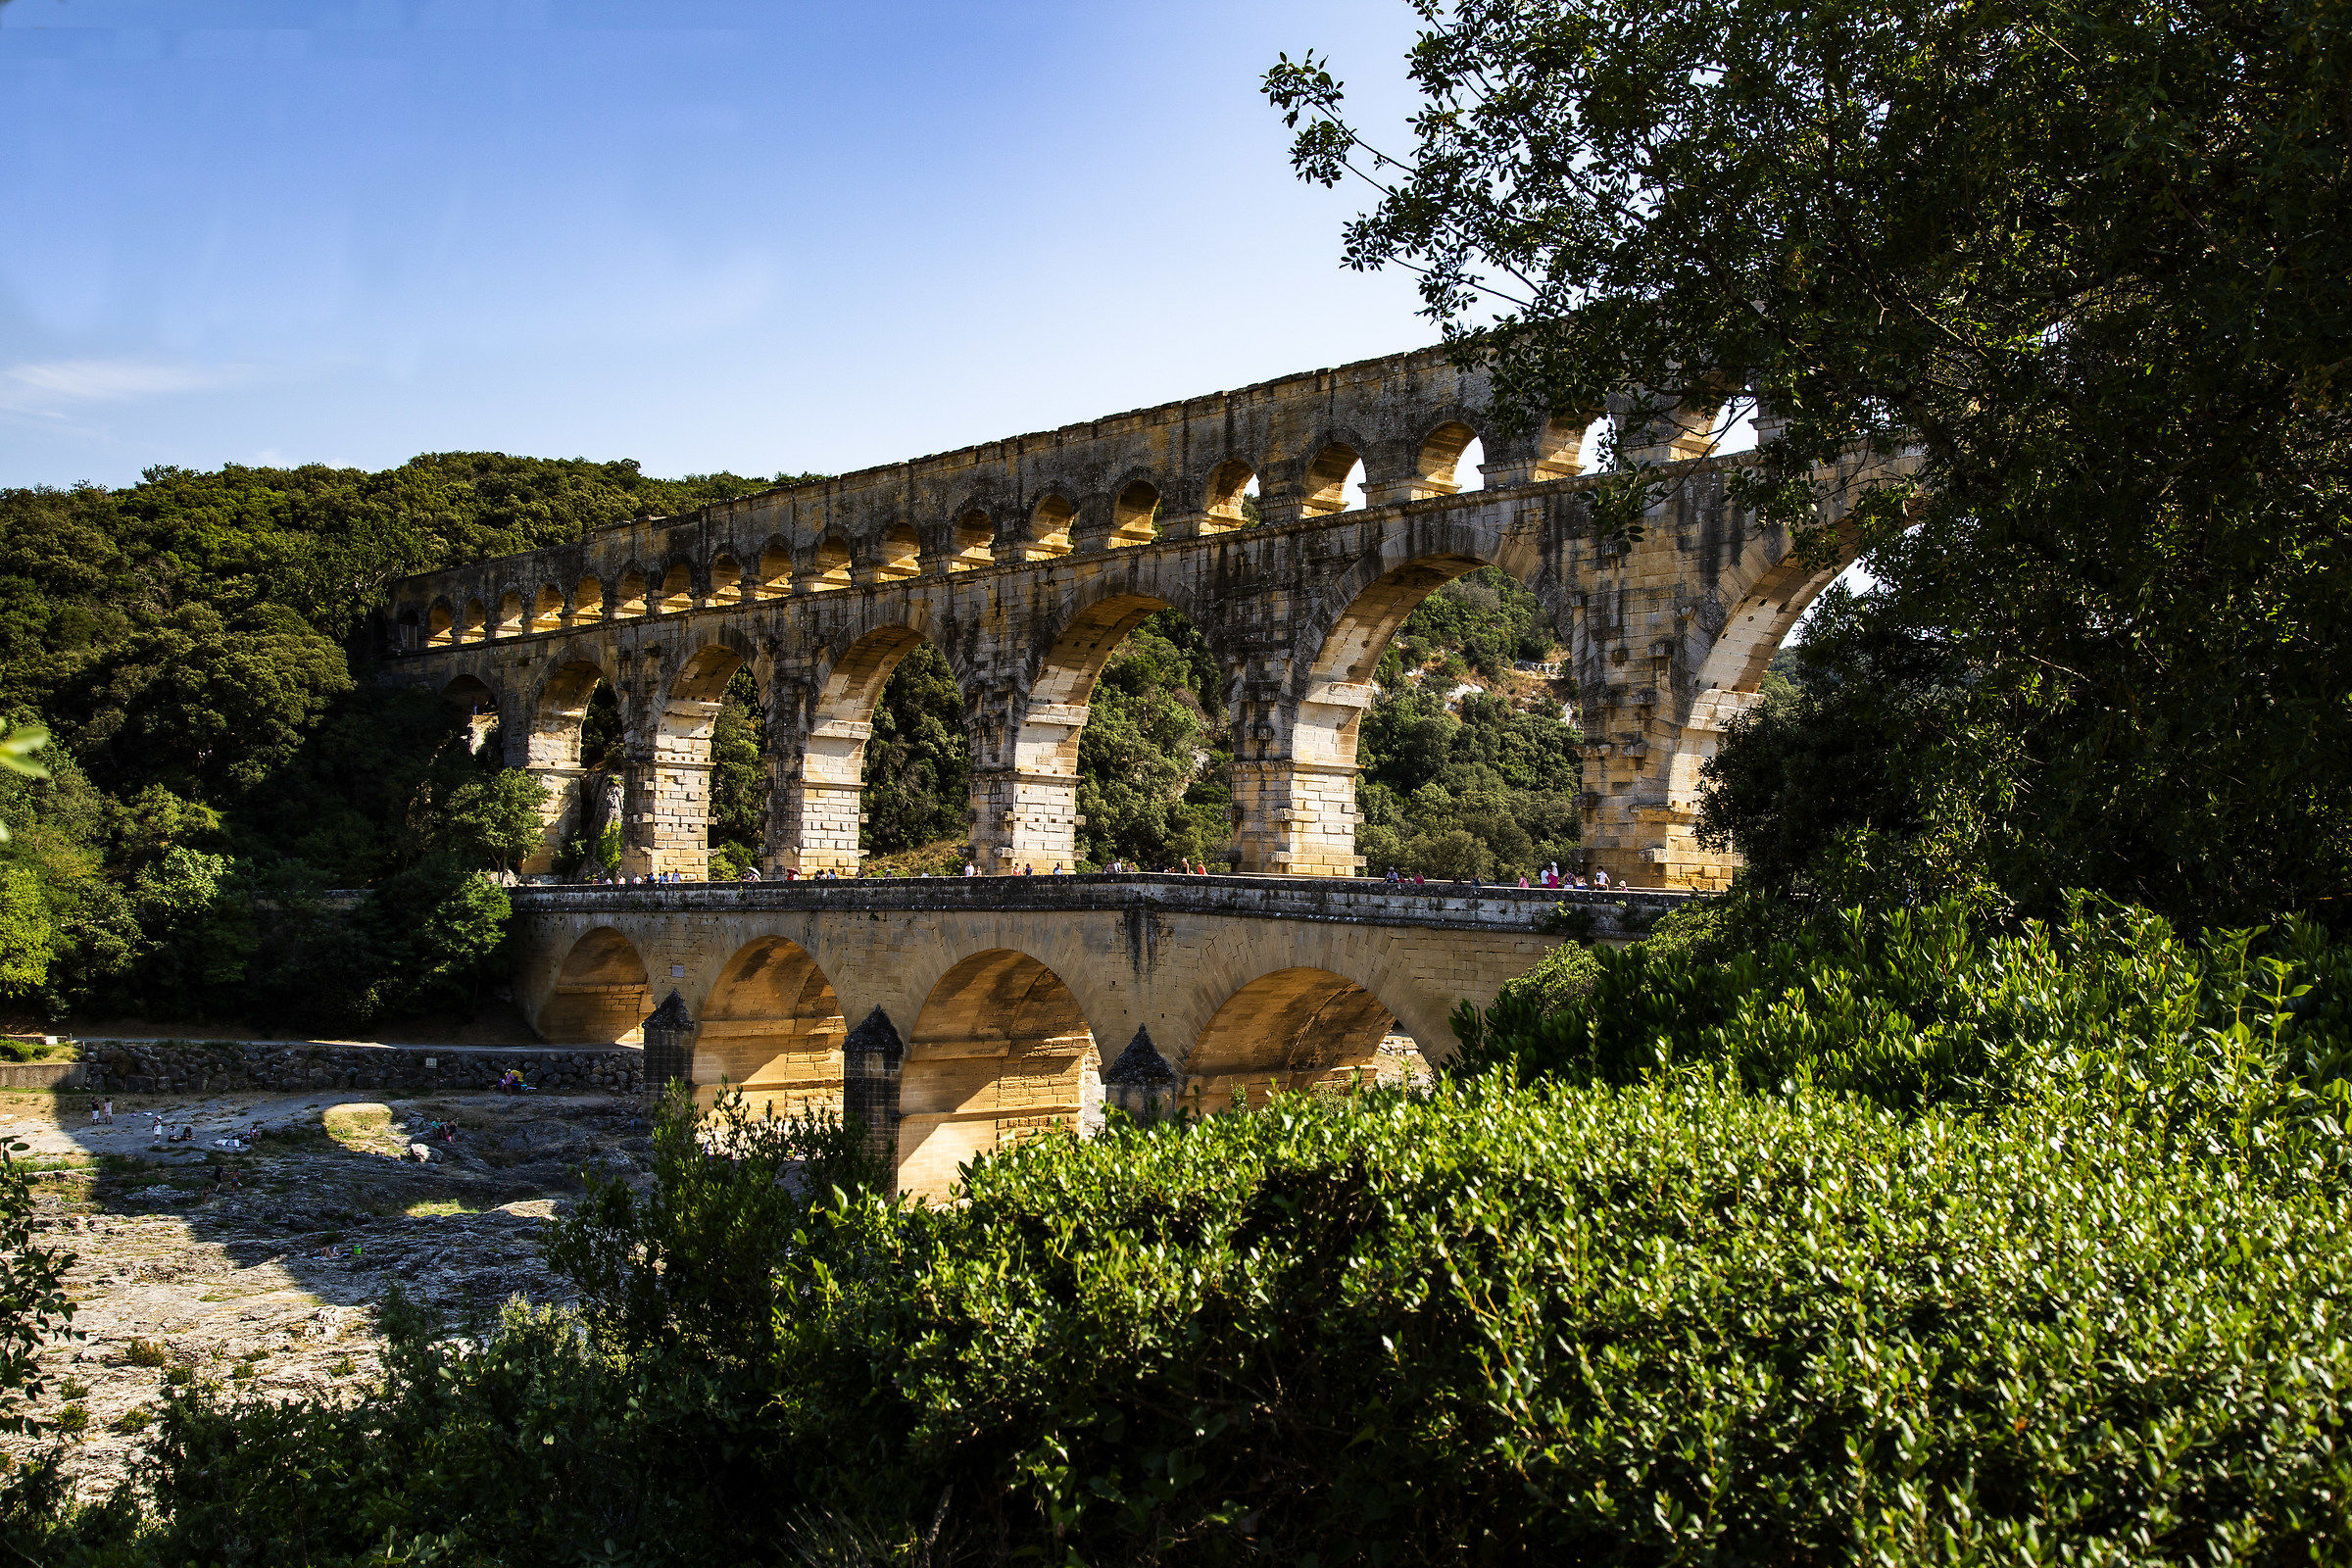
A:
[2,1085,653,1495]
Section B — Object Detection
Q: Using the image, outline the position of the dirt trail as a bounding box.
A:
[3,1086,652,1494]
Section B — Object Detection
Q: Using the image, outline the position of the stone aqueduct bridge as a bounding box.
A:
[515,876,1680,1199]
[376,343,1864,890]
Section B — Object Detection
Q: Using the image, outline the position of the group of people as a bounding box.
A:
[568,859,1225,883]
[1382,862,1610,890]
[563,859,1615,886]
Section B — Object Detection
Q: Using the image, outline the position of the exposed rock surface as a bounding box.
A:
[1,1086,655,1495]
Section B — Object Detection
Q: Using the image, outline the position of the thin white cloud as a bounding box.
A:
[0,358,254,414]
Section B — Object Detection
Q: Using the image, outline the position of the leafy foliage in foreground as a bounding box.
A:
[17,899,2352,1564]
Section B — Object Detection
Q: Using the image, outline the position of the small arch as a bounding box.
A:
[427,601,455,647]
[529,584,565,633]
[1302,443,1364,516]
[1109,480,1159,548]
[756,540,794,600]
[1415,421,1481,494]
[901,950,1100,1200]
[494,590,525,638]
[614,566,649,619]
[573,574,606,623]
[395,607,422,652]
[459,599,489,644]
[1203,459,1255,523]
[1185,967,1396,1110]
[1021,495,1076,561]
[709,554,745,606]
[805,534,852,593]
[538,927,652,1045]
[875,522,922,582]
[1540,410,1597,476]
[951,510,996,571]
[697,937,848,1118]
[657,561,695,614]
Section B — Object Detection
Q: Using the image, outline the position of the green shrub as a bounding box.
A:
[114,1406,151,1433]
[139,1069,2352,1564]
[124,1340,168,1368]
[53,1402,87,1436]
[1454,893,2352,1157]
[1488,938,1598,1015]
[89,905,2352,1565]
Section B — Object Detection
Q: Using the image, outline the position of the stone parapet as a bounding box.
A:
[513,874,1692,942]
[69,1042,644,1098]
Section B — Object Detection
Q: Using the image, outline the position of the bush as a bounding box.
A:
[1453,893,2352,1151]
[50,902,2352,1565]
[0,1135,76,1439]
[124,1339,168,1368]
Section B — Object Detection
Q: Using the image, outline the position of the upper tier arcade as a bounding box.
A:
[376,343,1871,889]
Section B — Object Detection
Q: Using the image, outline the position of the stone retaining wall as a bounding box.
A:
[0,1060,87,1092]
[71,1043,642,1098]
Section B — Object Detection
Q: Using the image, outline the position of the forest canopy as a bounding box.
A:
[0,454,786,1028]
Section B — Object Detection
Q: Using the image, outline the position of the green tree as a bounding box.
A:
[862,642,971,857]
[1268,0,2352,924]
[442,769,550,873]
[71,603,353,803]
[709,668,766,866]
[356,858,513,1020]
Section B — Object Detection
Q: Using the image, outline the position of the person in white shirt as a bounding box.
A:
[964,861,978,877]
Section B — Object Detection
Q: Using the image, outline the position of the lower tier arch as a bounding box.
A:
[695,936,848,1119]
[1183,965,1397,1110]
[899,949,1102,1200]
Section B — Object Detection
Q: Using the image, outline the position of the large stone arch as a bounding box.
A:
[772,615,956,874]
[519,652,623,874]
[1604,527,1853,889]
[538,926,652,1044]
[899,948,1102,1201]
[980,582,1230,872]
[1181,965,1399,1110]
[647,636,760,878]
[695,935,847,1118]
[1236,516,1547,876]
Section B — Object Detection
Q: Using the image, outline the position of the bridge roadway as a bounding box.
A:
[516,875,1688,1198]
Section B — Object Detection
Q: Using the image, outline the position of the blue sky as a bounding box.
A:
[0,0,1441,489]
